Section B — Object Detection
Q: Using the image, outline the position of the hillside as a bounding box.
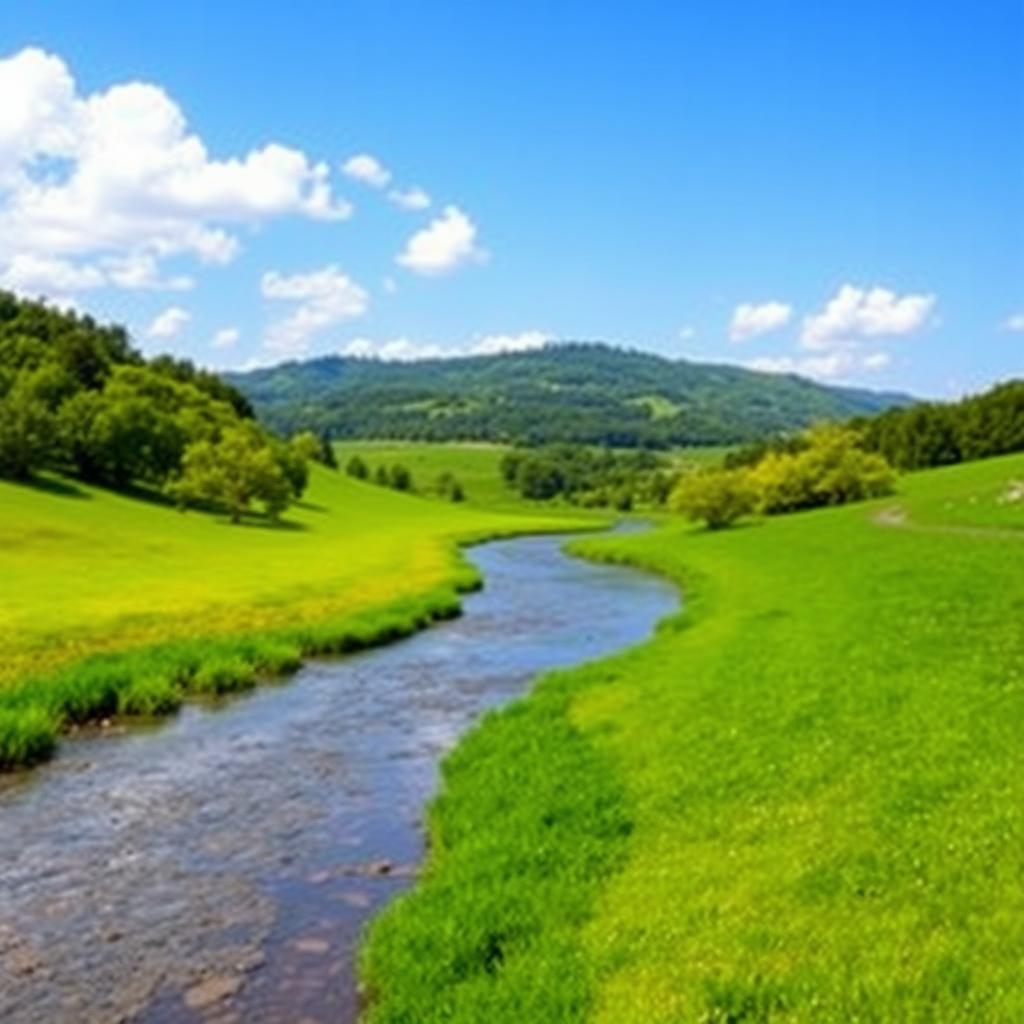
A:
[0,464,582,766]
[228,343,912,448]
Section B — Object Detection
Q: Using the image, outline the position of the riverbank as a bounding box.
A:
[0,531,677,1024]
[361,451,1024,1022]
[0,466,591,769]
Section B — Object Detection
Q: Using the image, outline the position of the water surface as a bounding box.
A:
[0,531,677,1023]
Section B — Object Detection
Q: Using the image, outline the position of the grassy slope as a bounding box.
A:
[363,452,1024,1023]
[0,466,585,765]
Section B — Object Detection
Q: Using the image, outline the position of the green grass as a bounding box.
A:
[334,439,727,514]
[362,451,1024,1023]
[334,440,540,513]
[0,463,588,768]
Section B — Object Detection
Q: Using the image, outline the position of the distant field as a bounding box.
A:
[333,439,728,513]
[363,452,1024,1023]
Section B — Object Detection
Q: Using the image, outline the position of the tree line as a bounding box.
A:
[0,292,327,522]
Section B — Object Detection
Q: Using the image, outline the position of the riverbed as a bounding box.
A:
[0,531,678,1023]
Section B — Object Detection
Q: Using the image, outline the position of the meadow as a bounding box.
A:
[362,451,1024,1023]
[0,466,584,767]
[333,439,727,513]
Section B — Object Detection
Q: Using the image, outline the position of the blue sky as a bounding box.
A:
[0,1,1020,396]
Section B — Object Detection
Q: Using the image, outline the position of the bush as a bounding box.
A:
[346,454,369,479]
[389,463,412,491]
[671,468,756,529]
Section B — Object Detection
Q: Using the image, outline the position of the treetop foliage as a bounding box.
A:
[0,292,308,523]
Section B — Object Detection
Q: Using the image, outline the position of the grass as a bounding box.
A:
[334,439,728,514]
[361,450,1024,1022]
[0,463,588,768]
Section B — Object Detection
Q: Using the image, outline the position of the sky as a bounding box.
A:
[0,1,1021,397]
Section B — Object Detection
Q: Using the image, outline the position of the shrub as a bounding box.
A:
[671,468,756,529]
[346,454,369,479]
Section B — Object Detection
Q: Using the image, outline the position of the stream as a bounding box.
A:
[0,530,678,1024]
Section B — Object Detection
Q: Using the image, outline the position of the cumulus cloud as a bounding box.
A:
[387,185,431,211]
[0,47,352,299]
[262,265,369,355]
[746,349,893,381]
[728,300,792,342]
[801,284,934,350]
[342,337,445,361]
[342,153,391,188]
[0,253,105,293]
[1002,312,1024,332]
[396,205,484,275]
[211,326,240,349]
[340,329,551,362]
[469,330,550,355]
[146,306,191,340]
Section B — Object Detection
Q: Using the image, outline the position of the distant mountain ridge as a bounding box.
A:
[228,342,914,447]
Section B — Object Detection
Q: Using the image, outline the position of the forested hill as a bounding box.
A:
[229,343,913,447]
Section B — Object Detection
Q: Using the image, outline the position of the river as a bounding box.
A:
[0,530,678,1023]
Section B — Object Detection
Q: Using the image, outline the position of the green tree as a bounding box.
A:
[389,463,412,491]
[0,375,55,479]
[671,468,756,529]
[346,454,369,479]
[168,424,292,523]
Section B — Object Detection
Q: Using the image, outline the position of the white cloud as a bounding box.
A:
[341,153,391,188]
[0,253,105,293]
[211,326,240,349]
[746,349,892,381]
[469,330,550,355]
[262,265,369,355]
[0,47,352,299]
[1002,312,1024,332]
[341,328,551,362]
[801,284,934,350]
[678,325,697,341]
[146,305,190,340]
[342,337,445,361]
[387,185,431,211]
[728,300,792,342]
[396,205,484,276]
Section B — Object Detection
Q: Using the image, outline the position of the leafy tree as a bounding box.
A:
[671,468,756,529]
[346,454,369,479]
[389,463,412,491]
[374,465,389,486]
[317,433,338,468]
[0,376,55,479]
[168,424,293,523]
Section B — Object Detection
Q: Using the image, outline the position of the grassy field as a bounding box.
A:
[362,451,1024,1022]
[333,439,727,513]
[0,466,586,767]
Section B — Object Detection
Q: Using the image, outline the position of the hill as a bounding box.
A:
[227,343,913,448]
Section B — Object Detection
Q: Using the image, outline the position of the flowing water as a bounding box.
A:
[0,531,677,1023]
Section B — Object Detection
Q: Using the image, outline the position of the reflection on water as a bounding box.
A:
[0,532,677,1023]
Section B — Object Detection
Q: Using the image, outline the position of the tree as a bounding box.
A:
[0,376,55,479]
[168,424,293,523]
[346,454,369,479]
[671,468,755,529]
[317,433,338,468]
[389,463,412,491]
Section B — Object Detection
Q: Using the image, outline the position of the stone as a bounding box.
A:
[183,974,242,1010]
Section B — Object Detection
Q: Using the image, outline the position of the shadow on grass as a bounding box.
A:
[17,474,91,500]
[214,515,308,533]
